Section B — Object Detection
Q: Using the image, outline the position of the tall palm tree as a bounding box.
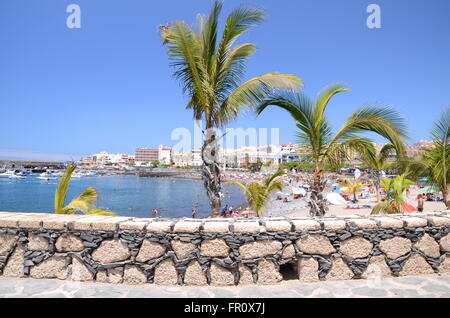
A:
[256,84,407,216]
[54,164,115,216]
[227,170,285,216]
[371,173,415,214]
[363,143,404,202]
[406,108,450,208]
[160,0,302,214]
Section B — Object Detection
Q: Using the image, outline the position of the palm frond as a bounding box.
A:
[65,187,98,214]
[54,164,76,213]
[218,73,302,126]
[87,209,116,217]
[333,105,407,154]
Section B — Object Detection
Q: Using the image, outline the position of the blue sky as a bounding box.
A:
[0,0,449,160]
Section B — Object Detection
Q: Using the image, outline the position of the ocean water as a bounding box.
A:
[0,175,246,219]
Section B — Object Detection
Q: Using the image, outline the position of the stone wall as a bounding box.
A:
[1,211,450,286]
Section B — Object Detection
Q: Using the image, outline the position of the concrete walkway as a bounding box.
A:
[1,275,450,298]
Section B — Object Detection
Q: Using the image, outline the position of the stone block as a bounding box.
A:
[265,220,292,232]
[200,239,230,258]
[2,246,24,277]
[402,217,428,228]
[136,240,166,262]
[379,237,412,259]
[173,221,201,233]
[239,240,282,260]
[55,233,84,252]
[326,258,354,281]
[70,216,106,231]
[323,219,347,230]
[123,265,147,285]
[28,234,49,251]
[440,233,450,252]
[154,259,178,285]
[296,235,336,256]
[340,237,373,259]
[399,254,434,276]
[107,268,124,284]
[425,216,450,227]
[257,260,282,285]
[92,217,132,232]
[297,258,319,282]
[361,255,392,279]
[292,219,321,231]
[18,214,51,229]
[42,215,82,230]
[0,215,19,228]
[233,221,265,233]
[210,262,235,286]
[238,264,254,285]
[71,257,94,281]
[91,239,130,264]
[184,261,207,286]
[281,244,296,259]
[119,220,149,232]
[375,217,404,229]
[30,256,68,280]
[203,221,230,233]
[350,218,377,230]
[0,234,18,256]
[439,255,450,274]
[415,233,440,258]
[171,240,196,260]
[146,221,173,233]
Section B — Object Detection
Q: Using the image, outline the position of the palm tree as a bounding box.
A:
[371,173,415,214]
[342,179,364,203]
[54,164,115,216]
[227,170,285,216]
[363,143,404,202]
[406,108,450,208]
[256,84,407,216]
[160,0,302,214]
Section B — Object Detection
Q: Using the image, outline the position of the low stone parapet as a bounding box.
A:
[1,211,450,285]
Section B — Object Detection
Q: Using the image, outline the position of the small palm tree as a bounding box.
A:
[227,170,285,216]
[160,0,302,214]
[363,143,403,202]
[371,173,415,214]
[256,84,407,216]
[405,108,450,208]
[342,179,364,203]
[54,164,115,216]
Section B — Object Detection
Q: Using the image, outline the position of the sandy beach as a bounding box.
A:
[267,185,447,218]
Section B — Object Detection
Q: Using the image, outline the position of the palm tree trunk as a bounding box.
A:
[201,129,222,215]
[309,165,328,217]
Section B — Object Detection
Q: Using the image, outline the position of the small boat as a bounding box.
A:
[0,170,16,178]
[37,172,57,181]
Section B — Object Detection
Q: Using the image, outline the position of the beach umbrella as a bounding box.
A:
[422,186,440,193]
[419,178,429,182]
[292,188,307,196]
[393,202,416,213]
[333,188,343,193]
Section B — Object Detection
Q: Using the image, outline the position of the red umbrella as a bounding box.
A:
[393,202,416,213]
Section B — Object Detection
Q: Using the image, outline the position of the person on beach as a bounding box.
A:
[191,209,197,218]
[151,209,158,216]
[417,194,425,212]
[221,205,228,217]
